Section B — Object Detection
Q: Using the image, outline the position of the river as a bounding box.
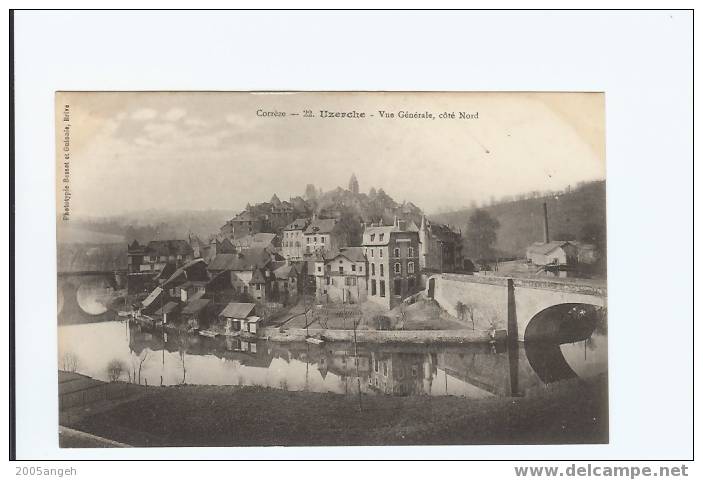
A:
[58,317,607,399]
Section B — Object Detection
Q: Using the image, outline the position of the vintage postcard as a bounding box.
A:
[55,91,607,448]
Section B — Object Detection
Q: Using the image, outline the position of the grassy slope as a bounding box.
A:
[430,181,606,258]
[64,377,608,447]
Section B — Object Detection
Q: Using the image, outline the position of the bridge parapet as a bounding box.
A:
[439,273,606,298]
[431,273,607,340]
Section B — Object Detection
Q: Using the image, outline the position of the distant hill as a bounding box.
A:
[429,181,606,259]
[61,209,233,244]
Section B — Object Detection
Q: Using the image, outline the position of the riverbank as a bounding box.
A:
[261,327,506,344]
[61,375,607,447]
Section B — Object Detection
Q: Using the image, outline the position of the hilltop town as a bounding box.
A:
[118,174,603,339]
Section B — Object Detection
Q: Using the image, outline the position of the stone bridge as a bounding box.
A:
[57,271,128,324]
[426,273,607,341]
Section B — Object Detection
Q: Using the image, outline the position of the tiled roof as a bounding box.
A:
[250,268,267,284]
[284,218,309,231]
[145,240,193,256]
[304,218,338,235]
[208,248,271,271]
[141,287,163,309]
[527,241,574,255]
[219,302,256,319]
[181,298,211,315]
[362,225,397,245]
[153,301,180,316]
[428,222,461,242]
[325,246,366,263]
[232,233,276,249]
[274,263,299,279]
[161,258,208,287]
[232,210,255,222]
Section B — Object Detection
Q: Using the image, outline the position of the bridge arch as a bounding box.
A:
[523,303,607,384]
[523,303,603,343]
[57,273,122,324]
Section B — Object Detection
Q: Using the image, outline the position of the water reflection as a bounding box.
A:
[57,316,607,399]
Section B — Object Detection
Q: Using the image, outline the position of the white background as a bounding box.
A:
[6,8,695,467]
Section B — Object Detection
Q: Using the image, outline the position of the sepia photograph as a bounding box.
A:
[54,91,608,448]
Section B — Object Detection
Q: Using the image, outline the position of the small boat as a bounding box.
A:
[305,337,324,346]
[198,329,220,338]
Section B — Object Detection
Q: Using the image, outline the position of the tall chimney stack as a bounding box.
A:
[542,202,550,243]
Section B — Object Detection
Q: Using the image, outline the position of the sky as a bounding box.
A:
[56,91,605,217]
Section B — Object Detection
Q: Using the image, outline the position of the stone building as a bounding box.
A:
[312,247,368,304]
[303,217,345,257]
[281,218,309,260]
[362,219,421,310]
[418,215,464,273]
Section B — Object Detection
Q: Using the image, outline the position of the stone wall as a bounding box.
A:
[260,327,506,344]
[429,274,509,330]
[428,273,607,340]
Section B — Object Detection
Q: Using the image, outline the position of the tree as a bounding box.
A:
[304,184,318,201]
[465,209,500,262]
[107,359,125,382]
[580,222,606,256]
[348,173,359,194]
[61,352,79,373]
[336,209,363,246]
[555,232,577,241]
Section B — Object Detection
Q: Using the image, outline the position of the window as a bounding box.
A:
[408,262,415,274]
[359,266,363,273]
[317,266,322,273]
[307,237,311,244]
[321,237,325,243]
[351,264,356,272]
[394,262,401,274]
[371,263,375,275]
[326,276,331,285]
[379,233,385,242]
[339,266,344,274]
[256,284,261,290]
[380,249,383,258]
[411,366,418,378]
[394,248,400,257]
[380,264,384,277]
[408,247,414,257]
[394,278,402,296]
[370,234,375,242]
[345,276,356,286]
[314,236,318,243]
[380,280,386,297]
[371,279,377,295]
[374,359,379,372]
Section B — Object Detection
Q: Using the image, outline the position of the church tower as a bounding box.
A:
[348,173,359,194]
